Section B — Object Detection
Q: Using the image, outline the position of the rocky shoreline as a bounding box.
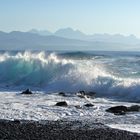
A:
[0,119,140,140]
[0,90,139,139]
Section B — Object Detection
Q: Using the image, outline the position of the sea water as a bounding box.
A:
[0,50,140,133]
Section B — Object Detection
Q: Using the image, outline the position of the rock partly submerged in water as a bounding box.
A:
[21,89,33,95]
[106,106,127,115]
[76,90,96,99]
[75,105,82,109]
[58,92,66,97]
[55,101,68,107]
[76,91,85,98]
[75,103,94,109]
[106,105,140,115]
[84,103,94,107]
[127,105,140,112]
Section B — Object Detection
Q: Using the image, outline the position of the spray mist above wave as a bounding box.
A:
[0,51,110,88]
[0,51,140,101]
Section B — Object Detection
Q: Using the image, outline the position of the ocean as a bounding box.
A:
[0,50,140,133]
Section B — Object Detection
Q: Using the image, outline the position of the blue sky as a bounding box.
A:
[1,0,140,36]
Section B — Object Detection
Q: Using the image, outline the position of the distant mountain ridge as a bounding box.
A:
[0,31,95,50]
[29,29,52,36]
[28,28,140,45]
[0,29,139,50]
[55,28,85,40]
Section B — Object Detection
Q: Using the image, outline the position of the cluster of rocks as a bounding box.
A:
[20,90,95,108]
[56,90,96,108]
[20,89,140,116]
[21,89,96,97]
[55,101,94,108]
[76,90,96,99]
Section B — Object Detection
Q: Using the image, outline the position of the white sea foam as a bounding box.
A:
[108,124,140,133]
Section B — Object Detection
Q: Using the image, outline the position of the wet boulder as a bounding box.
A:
[75,105,82,109]
[21,89,33,95]
[106,105,140,115]
[127,105,140,112]
[55,101,68,107]
[84,103,94,107]
[76,91,96,99]
[76,91,86,98]
[106,106,128,115]
[58,92,66,97]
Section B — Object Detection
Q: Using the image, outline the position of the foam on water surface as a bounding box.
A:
[108,124,140,133]
[0,91,139,133]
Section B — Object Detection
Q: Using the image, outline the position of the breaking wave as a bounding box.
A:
[0,51,140,102]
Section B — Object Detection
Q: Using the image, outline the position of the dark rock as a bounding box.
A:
[58,92,66,96]
[106,106,128,115]
[127,105,140,112]
[21,89,33,95]
[76,91,86,98]
[76,90,96,99]
[55,101,68,107]
[84,103,94,107]
[106,105,140,115]
[75,105,82,109]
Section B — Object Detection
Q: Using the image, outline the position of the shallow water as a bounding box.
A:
[0,91,139,133]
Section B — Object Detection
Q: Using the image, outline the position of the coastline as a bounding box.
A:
[0,119,140,140]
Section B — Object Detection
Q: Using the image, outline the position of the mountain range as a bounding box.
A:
[0,28,139,50]
[29,28,140,45]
